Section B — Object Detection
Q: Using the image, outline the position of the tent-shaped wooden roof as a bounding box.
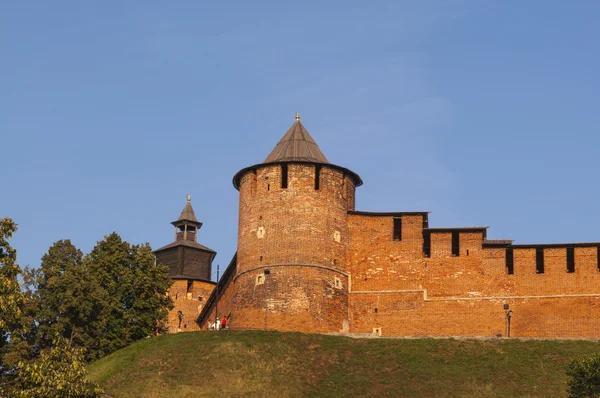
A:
[263,119,329,164]
[232,114,363,189]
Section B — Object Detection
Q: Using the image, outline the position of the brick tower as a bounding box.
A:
[231,114,362,332]
[154,195,216,332]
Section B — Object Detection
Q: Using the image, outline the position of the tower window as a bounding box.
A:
[506,248,514,275]
[423,233,431,258]
[251,171,257,195]
[315,165,321,190]
[393,218,402,240]
[187,280,193,300]
[536,248,544,274]
[452,232,460,256]
[256,274,264,285]
[281,164,288,189]
[567,247,575,273]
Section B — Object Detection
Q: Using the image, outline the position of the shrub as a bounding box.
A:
[567,352,600,398]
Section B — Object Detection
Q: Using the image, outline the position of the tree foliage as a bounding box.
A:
[27,240,101,356]
[1,220,173,395]
[83,232,173,360]
[28,233,173,361]
[4,338,102,398]
[0,218,26,376]
[567,353,600,398]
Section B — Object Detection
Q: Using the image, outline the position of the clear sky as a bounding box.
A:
[2,1,599,279]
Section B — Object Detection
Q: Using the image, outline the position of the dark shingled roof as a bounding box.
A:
[177,201,198,223]
[263,120,329,164]
[232,116,363,189]
[153,239,216,253]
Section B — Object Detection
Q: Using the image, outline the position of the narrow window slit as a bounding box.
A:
[567,247,575,273]
[452,232,460,256]
[506,248,514,275]
[393,217,402,240]
[536,248,544,274]
[315,165,321,190]
[281,164,288,189]
[423,233,431,258]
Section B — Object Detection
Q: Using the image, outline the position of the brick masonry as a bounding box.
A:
[166,279,215,333]
[195,157,600,339]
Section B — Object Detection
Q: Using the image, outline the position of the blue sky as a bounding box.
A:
[2,1,599,278]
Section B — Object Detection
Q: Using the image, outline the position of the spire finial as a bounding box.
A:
[186,193,191,203]
[295,112,300,121]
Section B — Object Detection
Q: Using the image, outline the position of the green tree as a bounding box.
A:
[27,233,172,362]
[83,233,173,360]
[27,240,102,356]
[5,338,102,398]
[567,352,600,398]
[0,218,27,377]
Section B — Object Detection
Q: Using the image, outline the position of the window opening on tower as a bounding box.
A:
[423,233,431,258]
[281,164,288,189]
[315,165,321,190]
[536,248,545,274]
[506,248,514,275]
[393,218,402,240]
[567,247,575,273]
[452,232,460,256]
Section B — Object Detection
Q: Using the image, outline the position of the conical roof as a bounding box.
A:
[177,201,198,222]
[263,119,329,164]
[232,114,363,189]
[171,195,201,226]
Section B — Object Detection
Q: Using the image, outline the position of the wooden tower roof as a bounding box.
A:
[232,113,363,189]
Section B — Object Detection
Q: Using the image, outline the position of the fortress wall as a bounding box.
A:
[431,232,453,258]
[349,292,600,338]
[167,280,215,333]
[347,214,600,337]
[201,278,237,329]
[509,247,600,295]
[482,248,508,276]
[237,164,350,272]
[348,214,600,299]
[347,214,426,292]
[233,163,354,332]
[231,266,348,333]
[197,254,238,330]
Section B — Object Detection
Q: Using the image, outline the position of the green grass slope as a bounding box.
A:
[87,331,600,398]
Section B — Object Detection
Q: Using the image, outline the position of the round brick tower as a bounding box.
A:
[231,114,362,333]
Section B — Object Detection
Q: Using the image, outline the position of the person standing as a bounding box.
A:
[221,316,227,330]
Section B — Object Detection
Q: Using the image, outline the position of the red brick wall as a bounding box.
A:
[233,163,354,332]
[206,157,600,338]
[349,293,600,338]
[167,279,215,333]
[347,213,600,337]
[201,275,237,330]
[231,266,348,333]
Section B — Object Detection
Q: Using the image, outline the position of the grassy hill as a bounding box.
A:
[87,331,600,397]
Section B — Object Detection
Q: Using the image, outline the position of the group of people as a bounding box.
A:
[208,316,228,331]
